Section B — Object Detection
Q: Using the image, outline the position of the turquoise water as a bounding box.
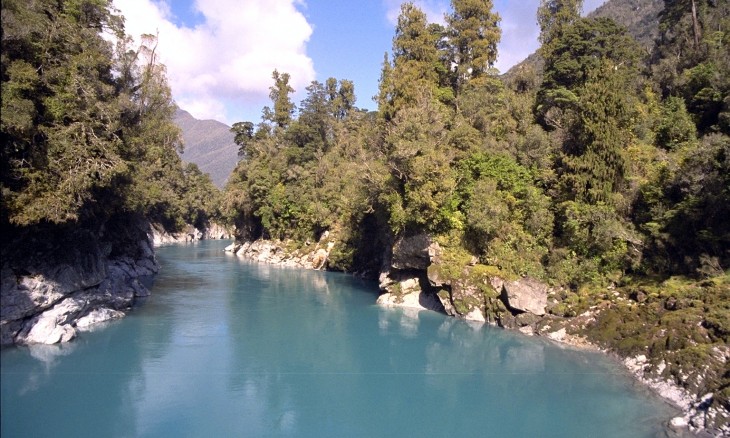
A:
[2,240,677,437]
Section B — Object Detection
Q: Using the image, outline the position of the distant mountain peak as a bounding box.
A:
[174,108,238,189]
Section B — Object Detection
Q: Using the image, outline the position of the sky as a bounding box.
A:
[113,0,605,126]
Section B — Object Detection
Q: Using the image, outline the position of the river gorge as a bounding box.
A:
[2,241,681,436]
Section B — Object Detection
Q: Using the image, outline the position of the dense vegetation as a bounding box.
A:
[1,0,727,428]
[225,0,728,282]
[223,0,729,423]
[1,0,220,236]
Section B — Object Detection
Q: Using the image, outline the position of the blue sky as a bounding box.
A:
[115,0,605,126]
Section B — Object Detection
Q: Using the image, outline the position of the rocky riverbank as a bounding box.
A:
[1,215,159,346]
[229,233,728,436]
[224,232,335,270]
[151,222,232,246]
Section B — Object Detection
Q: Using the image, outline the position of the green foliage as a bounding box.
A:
[0,1,219,232]
[537,0,583,47]
[265,70,295,129]
[446,0,501,88]
[635,133,730,275]
[456,153,552,277]
[655,96,697,150]
[652,0,730,134]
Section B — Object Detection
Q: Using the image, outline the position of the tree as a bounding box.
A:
[231,122,255,158]
[446,0,501,90]
[378,2,448,119]
[1,0,128,225]
[0,0,218,233]
[652,0,730,133]
[537,0,583,47]
[266,70,295,129]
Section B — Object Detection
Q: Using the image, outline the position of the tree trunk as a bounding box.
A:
[691,0,701,47]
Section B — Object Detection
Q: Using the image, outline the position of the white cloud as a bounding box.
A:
[113,0,315,124]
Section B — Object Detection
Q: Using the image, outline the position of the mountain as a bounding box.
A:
[174,109,238,188]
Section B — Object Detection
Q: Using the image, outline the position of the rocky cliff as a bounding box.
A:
[0,215,159,345]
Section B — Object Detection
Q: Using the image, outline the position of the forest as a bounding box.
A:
[224,0,728,285]
[1,0,728,429]
[1,0,219,235]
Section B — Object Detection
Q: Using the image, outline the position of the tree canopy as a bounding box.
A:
[1,0,220,232]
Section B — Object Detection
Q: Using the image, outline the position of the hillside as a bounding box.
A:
[591,0,664,50]
[174,109,238,188]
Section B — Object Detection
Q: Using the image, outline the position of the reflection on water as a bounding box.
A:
[2,241,677,437]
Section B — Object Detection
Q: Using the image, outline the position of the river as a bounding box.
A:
[1,240,678,437]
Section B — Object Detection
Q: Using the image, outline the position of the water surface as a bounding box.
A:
[2,240,677,437]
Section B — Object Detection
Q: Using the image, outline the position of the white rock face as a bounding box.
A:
[463,307,486,323]
[76,308,125,330]
[233,237,336,271]
[25,319,76,344]
[670,416,689,429]
[376,290,443,313]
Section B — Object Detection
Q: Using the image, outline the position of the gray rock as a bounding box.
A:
[501,277,548,316]
[1,215,160,345]
[436,291,457,316]
[18,297,85,344]
[311,248,328,270]
[426,263,448,288]
[391,234,432,270]
[1,246,107,323]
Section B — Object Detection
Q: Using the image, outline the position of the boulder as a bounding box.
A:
[18,296,85,344]
[463,307,485,323]
[501,277,548,316]
[224,242,241,253]
[311,248,328,270]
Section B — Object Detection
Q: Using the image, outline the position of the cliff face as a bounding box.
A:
[0,215,159,345]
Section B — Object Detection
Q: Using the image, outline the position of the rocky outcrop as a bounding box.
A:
[152,222,233,246]
[227,231,336,270]
[376,273,444,313]
[1,215,159,345]
[500,277,548,316]
[391,234,433,270]
[376,234,446,314]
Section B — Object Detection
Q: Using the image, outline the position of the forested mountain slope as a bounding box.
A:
[591,0,664,50]
[174,109,238,189]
